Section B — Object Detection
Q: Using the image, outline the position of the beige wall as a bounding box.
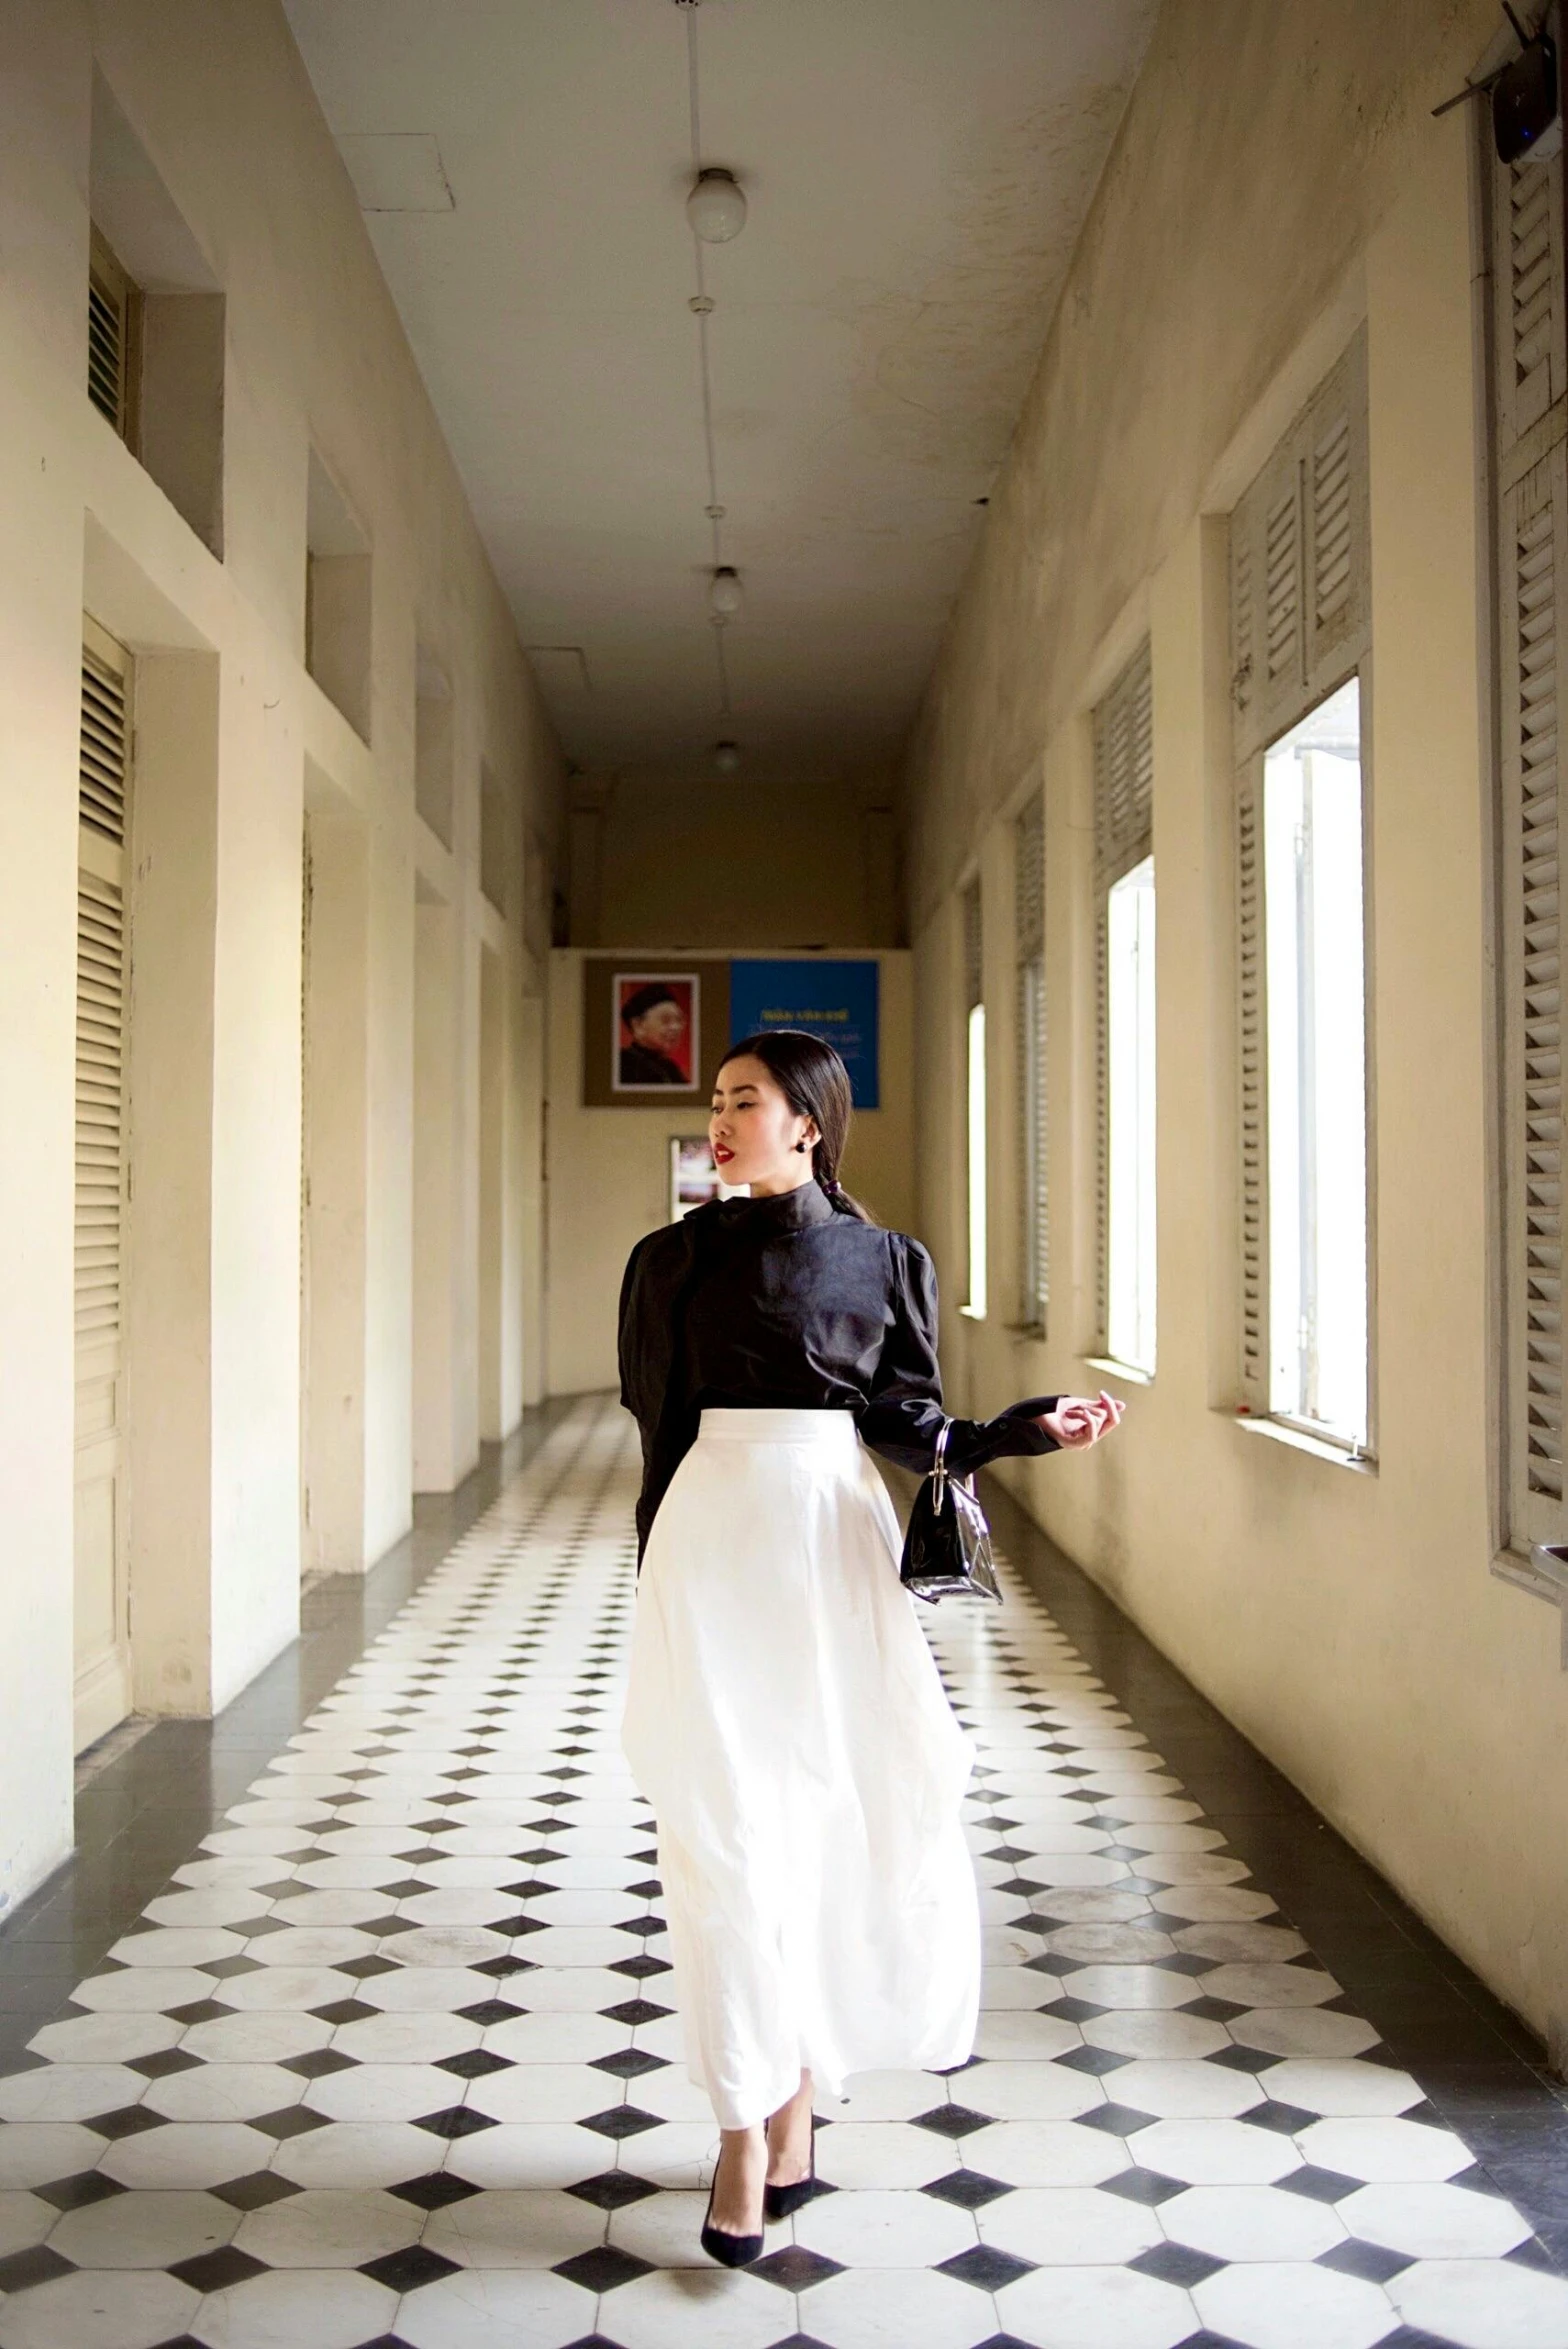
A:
[0,0,563,1920]
[571,755,903,950]
[545,948,915,1397]
[902,0,1568,2049]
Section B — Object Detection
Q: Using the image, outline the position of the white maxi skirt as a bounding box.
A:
[619,1406,981,2131]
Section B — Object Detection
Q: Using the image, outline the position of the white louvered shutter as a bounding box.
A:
[1263,463,1303,729]
[87,227,138,448]
[1235,767,1268,1408]
[1494,132,1568,1541]
[76,636,129,1359]
[1227,434,1302,765]
[74,619,133,1748]
[1015,795,1047,1330]
[1094,643,1154,883]
[76,871,125,1345]
[1496,148,1566,453]
[1303,333,1370,704]
[1229,326,1370,1413]
[1502,451,1568,1527]
[1232,328,1368,766]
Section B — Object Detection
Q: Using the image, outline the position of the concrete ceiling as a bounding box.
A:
[282,0,1158,774]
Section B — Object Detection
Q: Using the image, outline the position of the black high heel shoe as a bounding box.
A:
[700,2160,765,2268]
[763,2113,817,2220]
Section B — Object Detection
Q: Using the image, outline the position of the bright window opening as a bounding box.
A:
[1106,856,1156,1374]
[966,1000,988,1317]
[1019,955,1046,1326]
[1262,676,1368,1450]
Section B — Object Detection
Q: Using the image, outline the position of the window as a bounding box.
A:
[414,649,454,847]
[480,762,507,912]
[1230,326,1371,1450]
[89,73,225,554]
[1488,132,1568,1545]
[1106,855,1156,1373]
[306,449,372,742]
[1262,681,1368,1446]
[1015,797,1047,1331]
[1093,640,1156,1371]
[963,881,987,1317]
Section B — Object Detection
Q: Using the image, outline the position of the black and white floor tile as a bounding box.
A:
[0,1393,1565,2349]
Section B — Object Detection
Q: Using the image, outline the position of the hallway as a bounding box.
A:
[8,0,1568,2339]
[0,1401,1564,2349]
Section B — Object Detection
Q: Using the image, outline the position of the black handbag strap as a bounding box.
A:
[930,1413,953,1512]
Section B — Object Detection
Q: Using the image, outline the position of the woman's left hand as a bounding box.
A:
[1037,1390,1126,1449]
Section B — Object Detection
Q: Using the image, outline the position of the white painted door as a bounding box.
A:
[73,618,133,1751]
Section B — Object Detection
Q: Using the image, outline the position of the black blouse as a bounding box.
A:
[616,1176,1061,1564]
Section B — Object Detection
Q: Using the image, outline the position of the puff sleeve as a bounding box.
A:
[855,1233,1062,1479]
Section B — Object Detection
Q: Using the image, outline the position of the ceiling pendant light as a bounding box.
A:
[687,166,747,243]
[709,565,743,620]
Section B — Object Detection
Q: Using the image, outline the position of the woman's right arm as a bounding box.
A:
[856,1234,1063,1479]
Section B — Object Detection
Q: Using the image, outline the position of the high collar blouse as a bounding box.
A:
[616,1177,1060,1565]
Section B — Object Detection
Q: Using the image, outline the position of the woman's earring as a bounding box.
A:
[794,1139,808,1153]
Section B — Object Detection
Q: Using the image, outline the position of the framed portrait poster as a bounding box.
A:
[612,972,699,1092]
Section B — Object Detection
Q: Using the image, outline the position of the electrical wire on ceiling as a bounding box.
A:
[680,0,735,724]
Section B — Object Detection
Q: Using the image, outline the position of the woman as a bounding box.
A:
[617,1030,1125,2264]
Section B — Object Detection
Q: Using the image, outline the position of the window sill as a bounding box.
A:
[1083,1355,1154,1388]
[1232,1412,1376,1472]
[1004,1320,1046,1343]
[1491,1550,1563,1606]
[1492,1549,1568,1667]
[958,1304,986,1321]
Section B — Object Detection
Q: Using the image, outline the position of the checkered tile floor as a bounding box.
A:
[0,1393,1564,2348]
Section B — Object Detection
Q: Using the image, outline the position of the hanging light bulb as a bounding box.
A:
[709,566,743,620]
[687,166,747,243]
[714,740,741,774]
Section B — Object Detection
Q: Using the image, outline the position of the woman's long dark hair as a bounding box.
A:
[717,1029,877,1224]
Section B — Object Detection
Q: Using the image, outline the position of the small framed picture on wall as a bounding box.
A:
[669,1135,746,1221]
[612,972,700,1092]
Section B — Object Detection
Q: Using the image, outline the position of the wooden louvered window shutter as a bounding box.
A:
[1014,796,1047,1331]
[1492,137,1568,1549]
[87,226,141,451]
[1229,328,1371,1418]
[1093,640,1154,1348]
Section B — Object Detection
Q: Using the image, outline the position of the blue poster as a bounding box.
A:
[728,959,880,1108]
